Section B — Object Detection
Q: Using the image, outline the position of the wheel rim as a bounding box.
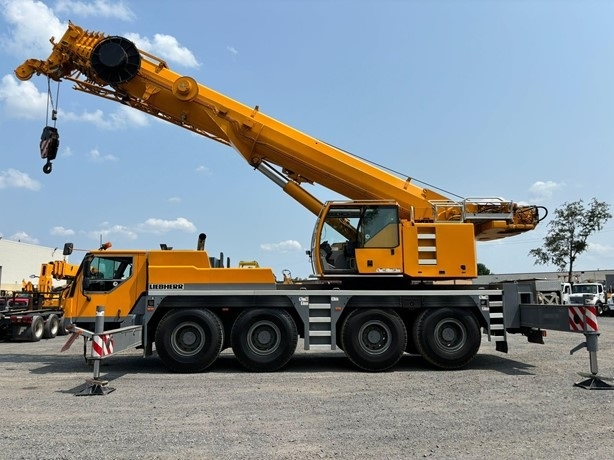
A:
[433,318,466,352]
[33,320,43,336]
[357,320,391,355]
[247,320,281,356]
[171,321,206,357]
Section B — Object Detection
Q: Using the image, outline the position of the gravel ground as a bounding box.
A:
[1,317,613,460]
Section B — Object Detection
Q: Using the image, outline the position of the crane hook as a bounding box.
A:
[40,125,59,174]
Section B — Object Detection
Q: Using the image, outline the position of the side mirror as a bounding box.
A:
[63,243,74,256]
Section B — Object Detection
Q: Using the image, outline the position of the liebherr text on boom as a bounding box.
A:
[16,22,543,282]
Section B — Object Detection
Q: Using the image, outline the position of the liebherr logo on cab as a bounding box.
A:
[149,284,185,290]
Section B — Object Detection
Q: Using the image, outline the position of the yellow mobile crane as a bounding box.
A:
[22,260,79,308]
[13,23,576,374]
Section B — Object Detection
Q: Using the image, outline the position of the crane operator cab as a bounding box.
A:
[312,201,402,276]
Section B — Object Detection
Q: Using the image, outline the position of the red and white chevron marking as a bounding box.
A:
[40,138,52,158]
[568,306,598,332]
[92,334,114,358]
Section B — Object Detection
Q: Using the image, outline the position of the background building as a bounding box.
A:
[0,239,67,294]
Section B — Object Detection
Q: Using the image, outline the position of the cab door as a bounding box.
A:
[71,253,146,323]
[353,205,403,275]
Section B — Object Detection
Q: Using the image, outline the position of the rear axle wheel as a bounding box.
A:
[341,309,406,371]
[43,314,59,339]
[413,308,481,369]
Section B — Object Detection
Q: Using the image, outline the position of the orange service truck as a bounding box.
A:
[14,23,589,373]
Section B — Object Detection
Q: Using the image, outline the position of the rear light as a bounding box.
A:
[10,315,32,324]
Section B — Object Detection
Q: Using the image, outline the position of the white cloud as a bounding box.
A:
[55,0,135,20]
[50,226,75,237]
[115,105,149,127]
[168,197,182,203]
[81,218,197,244]
[528,180,564,201]
[260,240,303,252]
[195,165,211,174]
[1,0,134,60]
[227,46,238,56]
[124,32,200,68]
[0,168,41,190]
[0,74,47,119]
[586,242,613,256]
[0,76,149,129]
[9,231,39,244]
[86,224,138,241]
[138,217,196,234]
[88,148,117,162]
[0,0,66,57]
[61,106,149,130]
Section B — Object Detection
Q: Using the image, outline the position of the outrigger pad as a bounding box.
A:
[574,373,614,390]
[75,378,116,396]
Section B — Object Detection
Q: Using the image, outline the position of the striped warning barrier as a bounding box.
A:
[568,306,598,333]
[92,334,114,358]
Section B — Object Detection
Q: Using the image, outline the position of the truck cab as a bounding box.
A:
[569,282,607,315]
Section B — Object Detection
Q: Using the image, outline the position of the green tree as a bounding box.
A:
[529,198,611,282]
[477,263,491,275]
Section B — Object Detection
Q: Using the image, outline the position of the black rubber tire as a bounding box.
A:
[155,309,223,373]
[57,316,71,336]
[413,308,481,370]
[30,316,44,342]
[341,309,407,371]
[596,302,604,316]
[231,309,298,372]
[43,314,59,339]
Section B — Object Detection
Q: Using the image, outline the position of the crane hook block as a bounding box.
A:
[40,125,59,174]
[90,36,141,84]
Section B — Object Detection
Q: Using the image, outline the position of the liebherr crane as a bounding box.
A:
[16,22,542,282]
[12,24,594,377]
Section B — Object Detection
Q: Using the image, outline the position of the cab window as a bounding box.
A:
[83,256,133,292]
[360,206,399,248]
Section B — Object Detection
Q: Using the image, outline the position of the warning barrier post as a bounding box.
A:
[76,305,115,396]
[569,305,614,390]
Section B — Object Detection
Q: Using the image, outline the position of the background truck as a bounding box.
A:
[0,257,76,341]
[568,282,607,316]
[13,23,590,373]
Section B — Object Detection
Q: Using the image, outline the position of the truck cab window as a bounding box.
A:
[83,256,134,292]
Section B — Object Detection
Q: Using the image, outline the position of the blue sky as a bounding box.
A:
[1,0,613,279]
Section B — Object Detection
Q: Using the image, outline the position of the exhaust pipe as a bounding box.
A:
[197,233,207,251]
